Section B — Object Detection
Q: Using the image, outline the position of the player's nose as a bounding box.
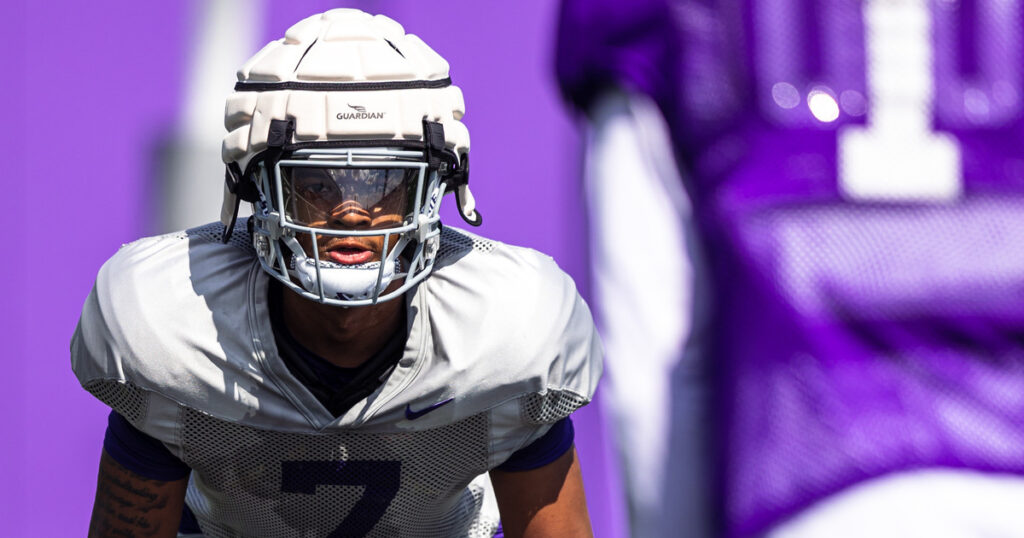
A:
[330,200,371,228]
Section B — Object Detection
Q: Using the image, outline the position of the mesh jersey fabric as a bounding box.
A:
[104,409,191,481]
[104,410,574,482]
[72,220,602,537]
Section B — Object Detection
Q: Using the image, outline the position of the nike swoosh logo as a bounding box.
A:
[404,398,454,420]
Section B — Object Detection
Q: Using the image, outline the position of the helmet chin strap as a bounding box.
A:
[283,237,402,301]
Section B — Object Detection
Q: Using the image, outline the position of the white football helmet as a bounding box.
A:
[220,9,480,306]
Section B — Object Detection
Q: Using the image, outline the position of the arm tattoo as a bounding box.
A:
[89,451,186,538]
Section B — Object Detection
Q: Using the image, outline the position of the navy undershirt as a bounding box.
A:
[102,292,576,524]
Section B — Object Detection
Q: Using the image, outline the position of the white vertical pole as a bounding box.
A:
[160,0,264,232]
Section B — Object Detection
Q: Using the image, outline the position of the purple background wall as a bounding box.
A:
[1,1,625,536]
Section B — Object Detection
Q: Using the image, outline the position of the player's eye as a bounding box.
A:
[299,182,329,196]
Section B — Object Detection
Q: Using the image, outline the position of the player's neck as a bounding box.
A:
[281,287,406,369]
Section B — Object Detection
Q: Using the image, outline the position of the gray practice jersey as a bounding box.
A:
[71,221,602,538]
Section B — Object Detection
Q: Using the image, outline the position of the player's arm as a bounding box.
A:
[88,410,193,537]
[490,444,593,538]
[89,449,188,538]
[490,418,592,537]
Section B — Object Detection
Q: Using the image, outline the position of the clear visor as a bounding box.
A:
[280,165,420,229]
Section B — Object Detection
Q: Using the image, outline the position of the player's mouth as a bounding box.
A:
[325,240,376,265]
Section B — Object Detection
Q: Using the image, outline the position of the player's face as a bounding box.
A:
[283,166,416,265]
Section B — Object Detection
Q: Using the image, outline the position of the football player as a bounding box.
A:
[72,9,602,537]
[557,0,1024,537]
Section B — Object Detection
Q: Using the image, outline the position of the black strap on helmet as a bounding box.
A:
[449,151,469,190]
[222,119,295,243]
[422,119,479,226]
[421,119,447,173]
[224,161,259,202]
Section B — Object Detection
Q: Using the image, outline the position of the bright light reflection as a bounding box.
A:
[808,90,840,123]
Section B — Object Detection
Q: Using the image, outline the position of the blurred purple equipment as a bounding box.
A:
[557,0,1024,536]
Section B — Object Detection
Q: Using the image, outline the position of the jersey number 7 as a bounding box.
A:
[281,459,401,537]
